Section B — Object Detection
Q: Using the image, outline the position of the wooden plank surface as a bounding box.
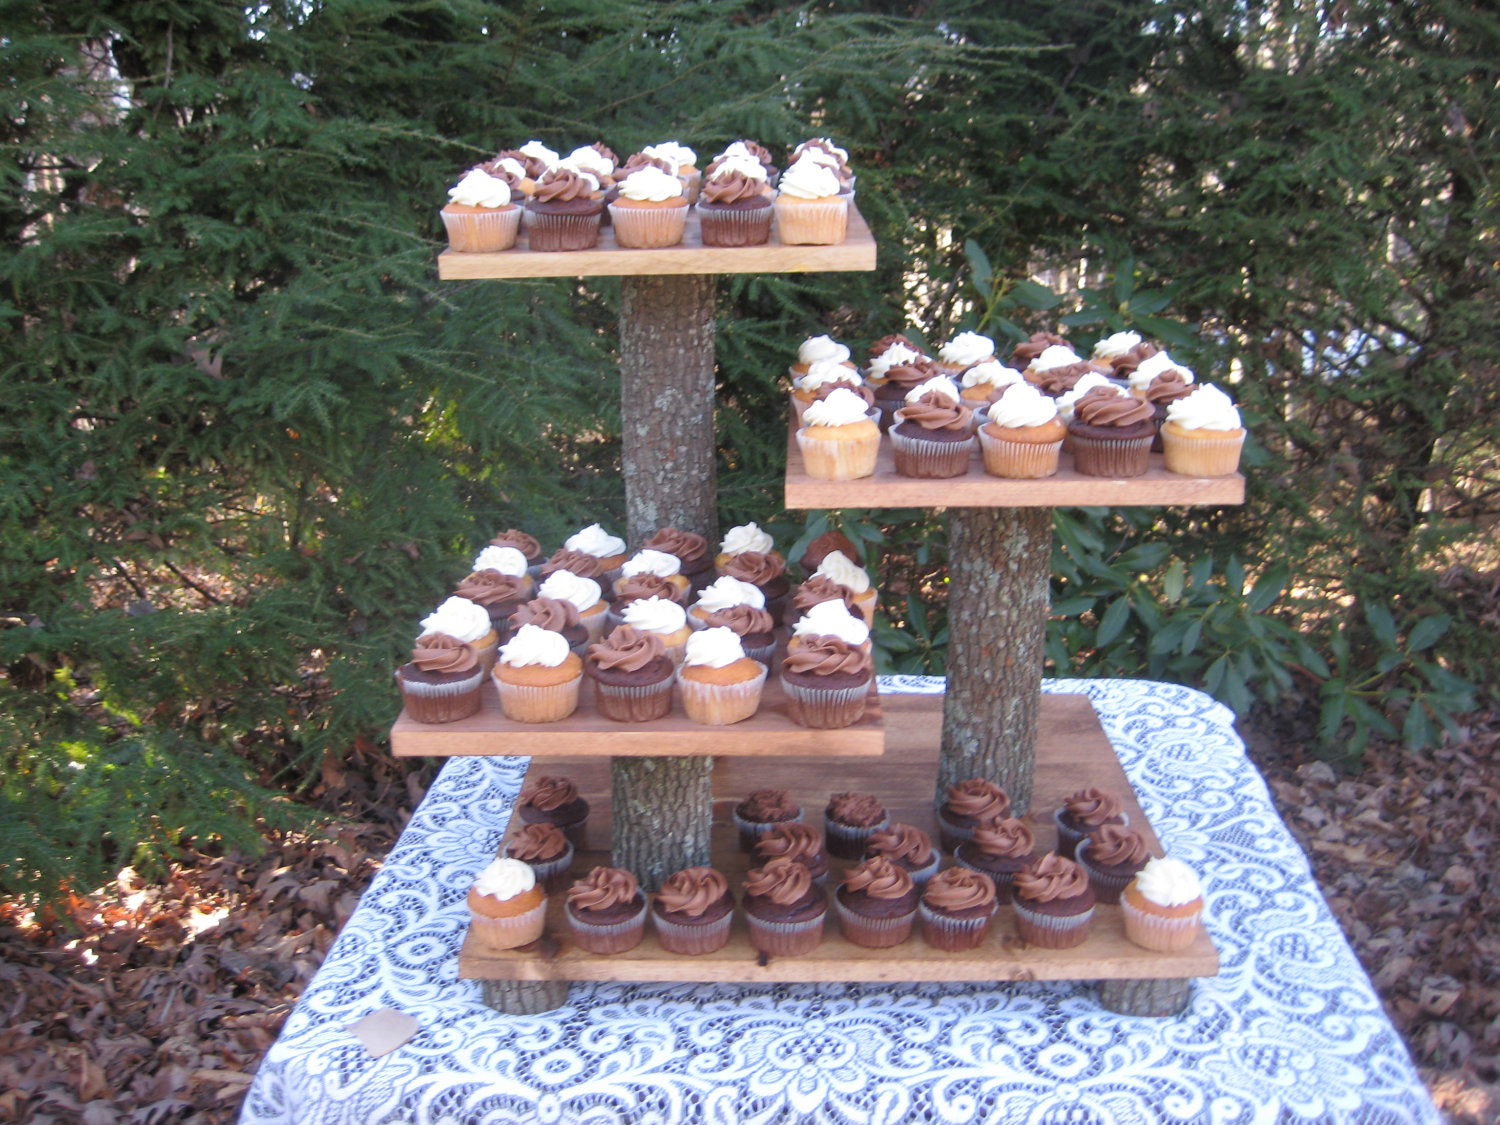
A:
[436,206,875,279]
[457,692,1220,983]
[785,427,1246,509]
[391,674,884,758]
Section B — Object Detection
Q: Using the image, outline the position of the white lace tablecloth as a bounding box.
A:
[241,679,1437,1124]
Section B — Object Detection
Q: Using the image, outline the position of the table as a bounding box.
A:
[240,680,1438,1124]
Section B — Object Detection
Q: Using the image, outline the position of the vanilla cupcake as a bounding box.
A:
[773,155,848,245]
[1121,856,1206,952]
[441,168,521,253]
[564,523,628,578]
[977,383,1067,479]
[494,623,584,723]
[607,164,688,248]
[795,386,881,480]
[791,334,858,378]
[958,360,1026,418]
[935,331,997,377]
[676,626,767,725]
[537,569,608,644]
[715,522,780,572]
[1160,384,1246,477]
[420,596,499,675]
[1126,350,1195,399]
[467,857,547,951]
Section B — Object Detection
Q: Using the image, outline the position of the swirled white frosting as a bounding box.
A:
[565,524,626,558]
[802,387,871,427]
[493,156,526,181]
[707,154,767,182]
[1056,374,1121,422]
[1165,384,1241,431]
[448,169,513,209]
[472,857,537,901]
[621,549,682,579]
[472,546,528,577]
[621,596,687,634]
[618,166,684,203]
[1093,331,1142,360]
[792,599,870,646]
[1030,344,1086,373]
[904,376,961,405]
[419,597,491,644]
[796,359,862,392]
[777,156,841,200]
[796,138,849,163]
[720,523,773,556]
[643,141,696,168]
[498,623,571,668]
[564,145,614,177]
[961,360,1025,393]
[867,341,928,379]
[797,335,851,367]
[518,140,560,169]
[814,550,871,594]
[938,331,995,367]
[985,383,1059,429]
[693,576,766,612]
[537,571,603,612]
[1133,856,1202,907]
[682,626,747,668]
[1129,350,1195,393]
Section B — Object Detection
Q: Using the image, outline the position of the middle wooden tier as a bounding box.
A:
[390,673,884,758]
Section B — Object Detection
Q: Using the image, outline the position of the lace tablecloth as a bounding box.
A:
[241,679,1436,1124]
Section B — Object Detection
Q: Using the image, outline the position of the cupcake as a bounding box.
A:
[651,866,734,954]
[1121,856,1206,952]
[1159,384,1247,477]
[789,599,871,655]
[467,858,547,951]
[718,550,791,622]
[454,569,533,632]
[536,570,608,644]
[919,867,998,951]
[1124,350,1194,400]
[508,596,589,654]
[395,633,484,723]
[807,550,876,626]
[642,527,714,591]
[754,822,830,885]
[977,383,1067,479]
[834,856,918,948]
[1092,330,1148,373]
[540,547,606,582]
[619,596,692,666]
[864,823,941,887]
[822,792,889,860]
[935,331,997,377]
[584,625,675,722]
[1010,331,1071,369]
[641,141,699,201]
[1011,853,1096,949]
[782,636,875,729]
[419,596,499,675]
[743,857,827,956]
[697,164,774,247]
[792,138,854,193]
[890,388,975,478]
[494,624,584,723]
[517,775,590,847]
[608,573,684,628]
[676,627,767,725]
[615,549,691,598]
[1076,824,1153,905]
[440,168,521,253]
[504,822,575,893]
[563,524,629,580]
[688,575,766,629]
[1054,787,1128,859]
[958,359,1026,417]
[790,334,859,380]
[607,165,688,248]
[1067,386,1157,477]
[526,167,604,251]
[868,355,943,432]
[565,866,647,955]
[698,604,777,665]
[953,817,1036,903]
[772,154,848,245]
[733,788,804,852]
[710,139,777,183]
[936,780,1010,852]
[796,387,881,480]
[714,522,783,574]
[489,529,545,575]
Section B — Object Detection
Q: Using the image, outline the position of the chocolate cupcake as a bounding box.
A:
[835,856,918,948]
[395,634,484,723]
[565,867,647,954]
[1067,387,1156,477]
[1076,824,1153,905]
[697,167,773,247]
[1054,787,1128,859]
[698,604,777,666]
[504,822,574,892]
[889,391,976,478]
[651,867,734,954]
[864,823,940,887]
[919,867,998,951]
[734,788,803,852]
[584,626,675,722]
[935,778,1011,853]
[822,792,889,860]
[743,857,827,956]
[642,527,714,592]
[1012,853,1095,949]
[754,822,830,886]
[782,637,874,729]
[517,775,590,848]
[508,596,590,655]
[526,167,605,251]
[454,569,533,631]
[954,817,1036,903]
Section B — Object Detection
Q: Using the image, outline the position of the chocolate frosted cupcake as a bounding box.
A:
[1143,370,1197,451]
[489,529,545,575]
[584,626,675,722]
[754,822,830,886]
[734,788,804,852]
[782,637,874,729]
[505,822,574,892]
[699,604,777,665]
[651,867,734,955]
[743,857,827,956]
[835,856,918,948]
[454,569,533,631]
[1067,387,1156,477]
[508,596,589,655]
[697,167,773,247]
[822,792,889,860]
[1054,787,1128,859]
[608,573,685,630]
[526,167,605,251]
[518,775,590,848]
[936,778,1011,853]
[954,817,1036,902]
[919,867,998,951]
[643,527,714,592]
[869,356,942,432]
[1010,331,1071,369]
[864,823,940,887]
[395,634,484,723]
[1076,824,1153,904]
[1012,853,1096,950]
[540,547,606,582]
[719,551,791,620]
[890,391,975,478]
[782,574,859,630]
[565,867,647,954]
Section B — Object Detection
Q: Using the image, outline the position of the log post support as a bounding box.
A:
[480,979,572,1015]
[1097,977,1194,1017]
[937,506,1052,816]
[612,274,719,890]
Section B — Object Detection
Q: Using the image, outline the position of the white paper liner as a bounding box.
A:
[1120,895,1204,952]
[468,899,547,951]
[772,197,849,245]
[440,206,521,253]
[795,427,880,480]
[744,910,826,956]
[511,841,575,891]
[1161,428,1246,477]
[565,900,648,954]
[834,897,916,948]
[1011,899,1095,949]
[396,667,485,723]
[607,202,688,248]
[977,426,1064,479]
[781,675,871,729]
[676,663,767,725]
[917,900,997,951]
[888,426,975,478]
[650,909,734,955]
[493,672,582,723]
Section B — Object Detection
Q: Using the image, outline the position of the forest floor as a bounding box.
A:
[2,710,1497,1124]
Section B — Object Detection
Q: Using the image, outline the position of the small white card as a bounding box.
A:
[346,1008,420,1058]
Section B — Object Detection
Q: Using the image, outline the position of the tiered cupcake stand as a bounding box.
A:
[402,206,1239,1014]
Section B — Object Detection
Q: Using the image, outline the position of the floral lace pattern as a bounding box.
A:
[241,679,1437,1124]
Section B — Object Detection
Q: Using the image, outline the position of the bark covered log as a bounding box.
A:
[937,506,1052,815]
[1097,977,1193,1017]
[480,979,571,1015]
[611,755,714,891]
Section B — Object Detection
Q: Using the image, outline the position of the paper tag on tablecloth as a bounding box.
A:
[346,1008,419,1058]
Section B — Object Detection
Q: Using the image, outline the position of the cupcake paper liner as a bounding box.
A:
[1121,897,1204,952]
[1161,428,1246,477]
[773,197,849,245]
[917,900,997,951]
[677,664,768,726]
[745,911,825,956]
[566,900,648,955]
[1069,433,1154,478]
[795,427,880,481]
[526,210,603,252]
[1011,899,1094,949]
[607,202,688,248]
[651,910,734,955]
[889,428,975,479]
[494,672,583,723]
[834,898,916,948]
[396,668,485,724]
[700,203,774,247]
[441,207,522,253]
[977,427,1063,479]
[469,900,547,951]
[592,677,674,723]
[782,676,871,730]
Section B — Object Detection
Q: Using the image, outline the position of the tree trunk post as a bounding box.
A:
[612,274,718,890]
[480,978,571,1015]
[937,506,1052,816]
[1097,977,1194,1017]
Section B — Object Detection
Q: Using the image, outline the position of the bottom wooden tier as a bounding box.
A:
[459,692,1219,984]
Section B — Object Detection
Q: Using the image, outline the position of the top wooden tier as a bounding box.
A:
[437,206,876,279]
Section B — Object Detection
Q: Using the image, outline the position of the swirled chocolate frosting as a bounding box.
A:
[970,817,1035,857]
[924,867,996,911]
[868,333,919,360]
[790,575,858,616]
[879,357,942,391]
[826,792,886,828]
[945,779,1011,822]
[497,149,550,178]
[511,597,581,632]
[614,573,680,605]
[1011,331,1071,366]
[811,381,875,408]
[700,170,767,206]
[1014,854,1091,903]
[897,394,972,432]
[1145,370,1196,406]
[738,789,799,821]
[506,822,569,862]
[744,856,813,904]
[409,634,479,675]
[586,625,666,671]
[701,605,775,638]
[532,168,597,203]
[643,528,709,569]
[1063,787,1125,826]
[567,866,639,911]
[784,637,872,678]
[755,822,825,864]
[521,775,579,812]
[866,823,933,867]
[475,160,525,192]
[842,856,913,900]
[455,571,529,608]
[541,548,604,580]
[621,152,674,176]
[489,529,542,559]
[722,551,785,587]
[1085,824,1150,867]
[1072,388,1154,429]
[655,867,730,918]
[1032,361,1101,396]
[1109,341,1160,378]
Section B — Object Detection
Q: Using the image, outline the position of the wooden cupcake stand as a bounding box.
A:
[406,205,1239,1014]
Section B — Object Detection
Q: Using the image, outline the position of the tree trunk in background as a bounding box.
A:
[937,507,1052,816]
[612,274,718,890]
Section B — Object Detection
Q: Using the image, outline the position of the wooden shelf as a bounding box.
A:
[391,674,884,758]
[437,206,875,280]
[785,427,1246,509]
[457,692,1220,985]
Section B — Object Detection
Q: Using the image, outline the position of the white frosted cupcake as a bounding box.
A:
[620,595,692,666]
[935,331,996,376]
[977,383,1067,479]
[440,169,521,253]
[607,165,689,248]
[419,596,499,675]
[773,155,848,245]
[688,575,767,629]
[795,387,881,480]
[676,627,767,725]
[493,624,584,723]
[1120,856,1206,952]
[564,523,628,580]
[1160,384,1246,477]
[466,858,547,950]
